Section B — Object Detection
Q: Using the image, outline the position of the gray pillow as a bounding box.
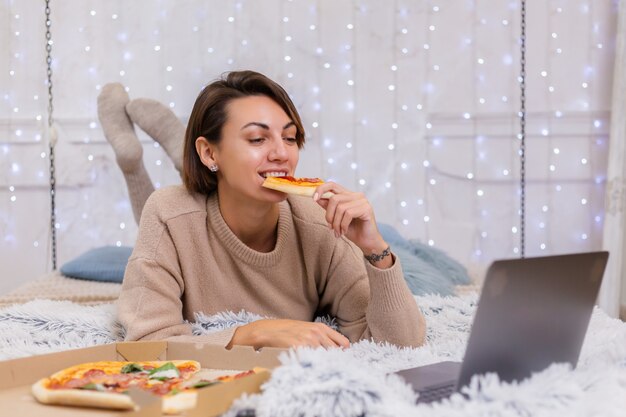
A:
[378,223,471,296]
[60,246,133,283]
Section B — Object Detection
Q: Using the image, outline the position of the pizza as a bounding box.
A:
[31,360,261,414]
[262,176,332,198]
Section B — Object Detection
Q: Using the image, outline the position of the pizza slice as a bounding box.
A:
[31,360,262,414]
[262,175,332,198]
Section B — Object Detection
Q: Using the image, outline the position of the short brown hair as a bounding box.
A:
[183,70,306,195]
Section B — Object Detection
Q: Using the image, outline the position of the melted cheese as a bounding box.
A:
[48,361,199,387]
[265,176,324,187]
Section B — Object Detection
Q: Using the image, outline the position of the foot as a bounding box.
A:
[97,83,143,173]
[126,98,185,173]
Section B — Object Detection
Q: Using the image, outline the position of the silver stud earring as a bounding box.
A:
[209,164,219,172]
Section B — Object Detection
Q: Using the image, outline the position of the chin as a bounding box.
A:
[261,189,288,203]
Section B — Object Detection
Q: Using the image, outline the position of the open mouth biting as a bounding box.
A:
[260,171,288,180]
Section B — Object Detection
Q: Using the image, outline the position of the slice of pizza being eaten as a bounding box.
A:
[32,360,262,415]
[262,176,332,198]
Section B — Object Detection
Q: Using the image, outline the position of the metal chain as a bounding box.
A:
[45,0,57,269]
[519,0,526,258]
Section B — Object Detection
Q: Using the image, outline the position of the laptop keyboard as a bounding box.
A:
[417,382,456,403]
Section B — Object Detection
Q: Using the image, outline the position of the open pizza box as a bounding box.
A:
[0,341,285,416]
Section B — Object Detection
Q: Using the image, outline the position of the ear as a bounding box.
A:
[195,136,217,168]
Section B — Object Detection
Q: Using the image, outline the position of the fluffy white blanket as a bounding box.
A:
[1,294,625,417]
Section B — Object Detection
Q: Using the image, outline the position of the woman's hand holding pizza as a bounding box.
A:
[313,182,392,269]
[228,319,350,350]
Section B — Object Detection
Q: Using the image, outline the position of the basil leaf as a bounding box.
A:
[121,363,144,374]
[148,362,177,375]
[191,380,219,389]
[148,362,180,380]
[79,383,106,392]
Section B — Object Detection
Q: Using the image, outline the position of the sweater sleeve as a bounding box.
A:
[116,195,236,347]
[321,240,426,348]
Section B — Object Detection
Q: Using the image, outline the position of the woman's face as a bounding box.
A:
[211,95,300,204]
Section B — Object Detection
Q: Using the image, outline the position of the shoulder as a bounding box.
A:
[286,195,328,228]
[134,186,208,259]
[143,185,207,222]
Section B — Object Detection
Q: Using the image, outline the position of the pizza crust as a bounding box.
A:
[262,177,332,198]
[163,391,197,414]
[33,378,197,414]
[32,378,135,410]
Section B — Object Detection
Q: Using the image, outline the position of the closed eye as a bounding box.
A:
[283,137,297,144]
[249,138,265,144]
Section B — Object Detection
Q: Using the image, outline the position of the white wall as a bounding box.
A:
[0,0,618,294]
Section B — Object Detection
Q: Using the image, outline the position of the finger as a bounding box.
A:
[314,181,347,200]
[331,201,344,236]
[327,194,355,235]
[312,335,338,349]
[324,196,340,234]
[339,206,354,236]
[318,181,344,194]
[313,183,332,201]
[313,189,334,201]
[327,329,351,348]
[335,197,369,236]
[333,201,355,237]
[338,200,365,235]
[315,323,349,348]
[319,335,340,349]
[314,325,341,349]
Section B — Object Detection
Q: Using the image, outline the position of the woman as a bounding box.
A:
[117,70,426,349]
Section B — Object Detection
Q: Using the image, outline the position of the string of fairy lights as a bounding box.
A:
[420,3,434,248]
[0,0,615,285]
[469,1,481,259]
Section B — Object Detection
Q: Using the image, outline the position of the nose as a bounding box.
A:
[268,136,289,161]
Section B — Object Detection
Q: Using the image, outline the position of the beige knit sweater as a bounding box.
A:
[117,185,425,347]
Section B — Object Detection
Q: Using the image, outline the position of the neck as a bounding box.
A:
[216,191,280,253]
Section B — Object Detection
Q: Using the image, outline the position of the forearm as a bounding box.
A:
[364,258,425,346]
[166,327,238,347]
[334,255,426,348]
[360,240,393,270]
[121,313,238,348]
[226,319,350,349]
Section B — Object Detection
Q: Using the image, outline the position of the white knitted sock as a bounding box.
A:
[97,83,154,224]
[126,98,185,173]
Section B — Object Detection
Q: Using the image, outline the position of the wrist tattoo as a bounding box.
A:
[364,245,391,263]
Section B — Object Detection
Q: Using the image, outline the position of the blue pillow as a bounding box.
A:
[407,238,471,286]
[60,246,133,283]
[392,244,456,296]
[378,223,471,296]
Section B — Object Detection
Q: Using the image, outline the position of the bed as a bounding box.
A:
[1,238,623,416]
[0,271,121,308]
[0,293,625,416]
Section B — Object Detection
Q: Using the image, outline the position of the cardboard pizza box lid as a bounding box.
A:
[0,341,285,417]
[116,341,168,362]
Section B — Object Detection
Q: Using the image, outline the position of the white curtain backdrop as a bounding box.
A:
[601,0,626,318]
[0,1,619,305]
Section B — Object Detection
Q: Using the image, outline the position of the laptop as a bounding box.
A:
[396,251,609,404]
